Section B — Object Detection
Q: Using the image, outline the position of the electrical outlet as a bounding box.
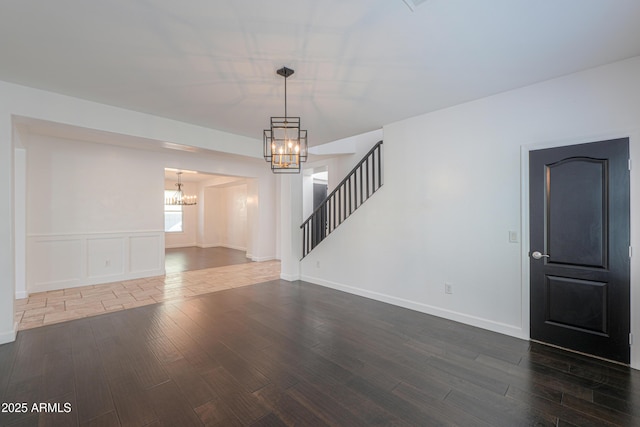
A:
[445,283,453,294]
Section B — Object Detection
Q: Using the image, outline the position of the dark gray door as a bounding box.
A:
[313,183,328,210]
[529,138,630,363]
[312,183,328,248]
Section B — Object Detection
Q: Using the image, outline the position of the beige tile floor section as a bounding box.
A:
[15,260,281,331]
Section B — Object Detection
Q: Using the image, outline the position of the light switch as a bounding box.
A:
[509,231,519,243]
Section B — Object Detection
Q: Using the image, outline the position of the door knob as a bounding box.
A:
[531,251,550,260]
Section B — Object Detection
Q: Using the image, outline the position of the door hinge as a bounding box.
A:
[630,246,633,258]
[629,158,633,171]
[630,333,634,346]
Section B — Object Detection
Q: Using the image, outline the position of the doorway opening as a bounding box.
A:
[303,167,329,220]
[164,169,251,273]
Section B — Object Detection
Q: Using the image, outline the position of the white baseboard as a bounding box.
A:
[166,243,198,249]
[194,244,247,252]
[251,255,276,262]
[222,244,247,252]
[30,268,165,294]
[301,274,526,340]
[196,243,219,248]
[15,290,29,299]
[280,273,300,282]
[0,322,18,345]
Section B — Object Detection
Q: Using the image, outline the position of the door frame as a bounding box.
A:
[520,129,640,368]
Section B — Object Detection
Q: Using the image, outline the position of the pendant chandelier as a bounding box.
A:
[165,172,197,206]
[263,66,308,173]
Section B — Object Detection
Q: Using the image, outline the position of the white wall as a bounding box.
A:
[219,184,248,250]
[201,186,222,246]
[13,147,26,299]
[246,178,268,261]
[197,183,248,251]
[27,134,162,234]
[0,114,15,344]
[25,133,165,291]
[280,174,302,281]
[300,56,640,369]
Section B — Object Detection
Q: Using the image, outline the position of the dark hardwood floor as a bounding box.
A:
[165,247,251,274]
[2,279,639,426]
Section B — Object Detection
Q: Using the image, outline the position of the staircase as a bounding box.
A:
[301,140,383,258]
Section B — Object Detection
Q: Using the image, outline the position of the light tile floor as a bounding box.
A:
[15,260,281,331]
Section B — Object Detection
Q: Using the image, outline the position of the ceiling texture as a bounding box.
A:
[2,0,640,147]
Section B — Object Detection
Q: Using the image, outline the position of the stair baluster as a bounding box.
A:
[301,140,383,258]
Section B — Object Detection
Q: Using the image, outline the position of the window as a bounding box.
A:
[164,190,183,232]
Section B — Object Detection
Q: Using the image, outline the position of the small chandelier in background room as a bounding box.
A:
[165,171,197,206]
[263,66,308,173]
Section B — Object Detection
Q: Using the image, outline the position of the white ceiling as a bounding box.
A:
[2,0,640,146]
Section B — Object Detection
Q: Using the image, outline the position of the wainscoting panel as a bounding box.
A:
[27,231,165,294]
[30,237,83,291]
[130,234,164,275]
[87,236,125,279]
